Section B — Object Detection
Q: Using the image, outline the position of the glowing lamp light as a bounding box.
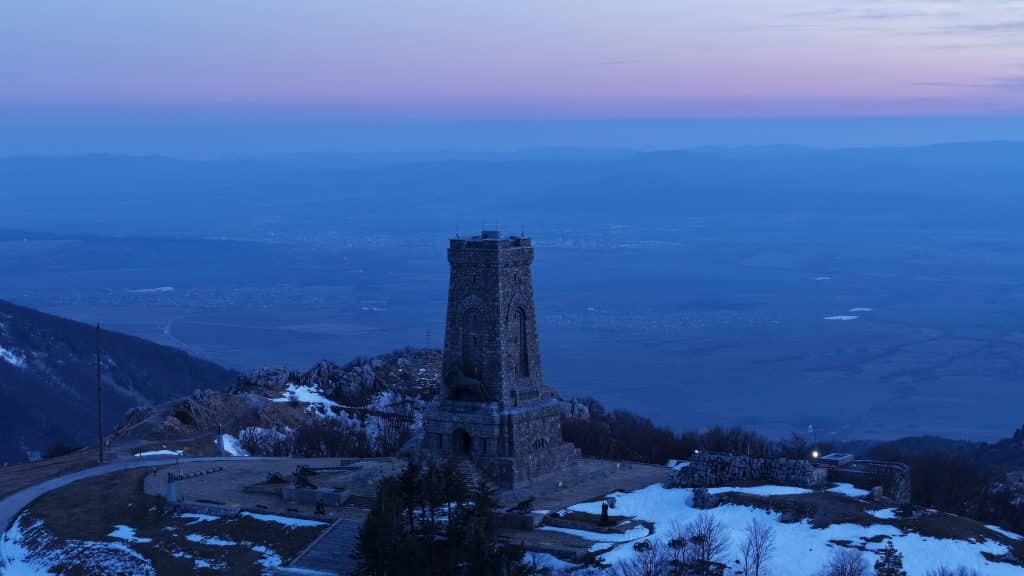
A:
[812,450,820,459]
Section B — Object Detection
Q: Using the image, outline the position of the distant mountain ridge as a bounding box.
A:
[5,142,1024,239]
[0,299,238,463]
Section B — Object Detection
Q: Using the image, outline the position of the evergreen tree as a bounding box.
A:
[355,461,536,576]
[874,541,907,576]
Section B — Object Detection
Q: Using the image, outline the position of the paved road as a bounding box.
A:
[0,455,274,571]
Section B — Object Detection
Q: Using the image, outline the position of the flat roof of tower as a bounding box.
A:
[452,230,531,247]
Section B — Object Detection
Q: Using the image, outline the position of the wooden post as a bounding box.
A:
[96,324,104,464]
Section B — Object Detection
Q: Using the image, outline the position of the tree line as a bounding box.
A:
[354,461,535,576]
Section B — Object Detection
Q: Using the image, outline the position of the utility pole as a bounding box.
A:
[426,326,431,348]
[96,324,104,464]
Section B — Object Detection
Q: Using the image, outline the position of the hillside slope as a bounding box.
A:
[0,299,238,463]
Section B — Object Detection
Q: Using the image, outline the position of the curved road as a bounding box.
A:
[0,456,273,571]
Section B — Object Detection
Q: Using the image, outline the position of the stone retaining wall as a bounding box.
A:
[673,452,825,488]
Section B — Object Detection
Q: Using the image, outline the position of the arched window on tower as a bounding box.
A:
[461,309,483,380]
[516,307,529,377]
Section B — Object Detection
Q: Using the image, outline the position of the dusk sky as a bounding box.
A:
[3,1,1024,154]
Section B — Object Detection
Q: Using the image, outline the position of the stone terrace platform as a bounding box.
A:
[498,458,672,511]
[142,457,405,519]
[496,459,672,561]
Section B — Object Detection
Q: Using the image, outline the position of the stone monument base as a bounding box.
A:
[422,398,580,489]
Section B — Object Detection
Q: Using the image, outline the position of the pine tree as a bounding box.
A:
[874,541,907,576]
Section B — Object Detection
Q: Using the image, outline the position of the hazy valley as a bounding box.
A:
[4,144,1024,443]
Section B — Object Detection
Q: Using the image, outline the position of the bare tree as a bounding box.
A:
[926,568,982,576]
[741,518,775,576]
[664,522,692,576]
[684,513,730,574]
[614,540,671,576]
[816,548,870,576]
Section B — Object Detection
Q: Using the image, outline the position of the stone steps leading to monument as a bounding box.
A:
[280,503,369,576]
[454,457,496,495]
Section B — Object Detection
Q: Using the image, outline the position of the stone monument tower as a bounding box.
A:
[422,230,579,488]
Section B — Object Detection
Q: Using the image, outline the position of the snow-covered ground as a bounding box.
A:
[826,483,871,497]
[550,483,1024,576]
[825,315,859,321]
[133,449,183,457]
[214,433,248,456]
[108,525,152,544]
[869,508,899,520]
[523,551,576,572]
[179,513,219,525]
[2,514,155,576]
[183,533,282,569]
[989,525,1024,541]
[240,512,327,528]
[708,485,812,497]
[0,344,25,368]
[269,383,339,412]
[184,533,236,547]
[540,524,650,545]
[2,509,300,574]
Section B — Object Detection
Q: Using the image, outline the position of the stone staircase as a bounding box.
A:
[454,457,496,495]
[276,500,370,576]
[454,457,481,490]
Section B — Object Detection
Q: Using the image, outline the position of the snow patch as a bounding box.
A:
[133,449,183,457]
[707,485,812,497]
[869,508,898,520]
[240,512,327,528]
[667,459,690,471]
[108,525,151,544]
[827,483,871,498]
[214,434,248,456]
[179,513,219,525]
[825,315,859,321]
[539,524,650,543]
[523,551,575,572]
[185,534,237,547]
[0,344,26,368]
[849,307,873,312]
[987,524,1024,541]
[251,544,283,569]
[270,383,339,412]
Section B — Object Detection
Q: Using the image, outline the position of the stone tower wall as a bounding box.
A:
[424,231,579,489]
[442,234,544,408]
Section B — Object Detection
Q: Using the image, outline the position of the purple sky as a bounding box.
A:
[2,1,1024,154]
[4,0,1024,116]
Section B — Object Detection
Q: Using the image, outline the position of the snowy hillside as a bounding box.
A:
[534,483,1024,575]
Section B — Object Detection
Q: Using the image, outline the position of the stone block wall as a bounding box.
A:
[674,452,823,488]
